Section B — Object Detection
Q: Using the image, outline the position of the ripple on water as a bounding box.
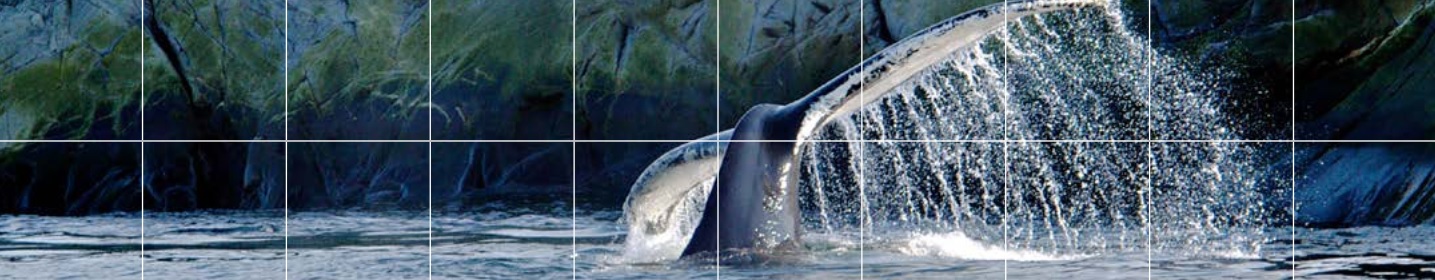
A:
[432,209,576,279]
[1297,226,1435,278]
[5,213,1432,278]
[288,211,430,279]
[142,210,284,279]
[0,213,141,279]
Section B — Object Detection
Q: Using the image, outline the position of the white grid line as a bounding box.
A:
[715,0,724,277]
[1291,0,1302,277]
[2,139,1432,143]
[1001,2,1010,279]
[138,1,146,279]
[571,0,580,278]
[858,1,867,277]
[282,0,290,279]
[1144,0,1154,278]
[6,139,1435,144]
[427,1,435,279]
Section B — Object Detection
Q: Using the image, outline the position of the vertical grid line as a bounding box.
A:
[138,1,146,279]
[1145,0,1155,278]
[1290,0,1298,278]
[568,0,574,277]
[857,0,867,278]
[427,1,434,279]
[714,0,723,277]
[1001,1,1010,279]
[571,0,579,278]
[282,1,290,279]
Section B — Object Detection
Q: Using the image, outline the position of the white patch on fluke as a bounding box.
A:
[620,131,728,263]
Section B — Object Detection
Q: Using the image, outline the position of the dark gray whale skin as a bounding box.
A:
[681,104,803,256]
[680,45,863,256]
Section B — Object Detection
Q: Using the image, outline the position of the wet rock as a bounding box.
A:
[1297,143,1435,226]
[0,142,142,215]
[1296,2,1435,139]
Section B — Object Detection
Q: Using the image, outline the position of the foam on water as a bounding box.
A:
[897,231,1080,261]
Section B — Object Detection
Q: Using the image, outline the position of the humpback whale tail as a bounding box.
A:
[621,0,1109,261]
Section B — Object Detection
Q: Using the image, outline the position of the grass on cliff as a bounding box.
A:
[1,16,140,140]
[146,0,285,123]
[286,0,429,121]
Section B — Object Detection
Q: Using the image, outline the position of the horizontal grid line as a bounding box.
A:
[5,139,1435,143]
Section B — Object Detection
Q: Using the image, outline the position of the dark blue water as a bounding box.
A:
[5,210,1429,279]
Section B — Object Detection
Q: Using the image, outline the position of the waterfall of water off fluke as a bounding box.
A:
[614,5,1286,264]
[796,7,1287,260]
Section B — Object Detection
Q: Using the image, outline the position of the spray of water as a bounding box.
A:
[614,4,1284,263]
[800,6,1285,260]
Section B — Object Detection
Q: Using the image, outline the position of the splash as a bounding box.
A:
[897,231,1079,261]
[801,6,1284,259]
[620,2,1284,262]
[619,176,714,264]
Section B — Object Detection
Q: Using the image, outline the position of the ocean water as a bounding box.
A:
[4,210,1431,279]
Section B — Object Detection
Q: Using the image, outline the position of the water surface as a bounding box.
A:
[4,210,1434,278]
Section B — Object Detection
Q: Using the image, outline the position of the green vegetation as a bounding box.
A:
[147,0,284,122]
[1,16,139,140]
[431,0,570,99]
[287,0,429,120]
[716,0,860,110]
[576,0,716,96]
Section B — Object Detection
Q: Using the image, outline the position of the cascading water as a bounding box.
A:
[797,6,1288,260]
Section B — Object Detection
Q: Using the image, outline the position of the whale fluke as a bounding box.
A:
[621,0,1109,259]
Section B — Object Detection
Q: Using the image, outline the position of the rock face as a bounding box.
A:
[431,0,571,140]
[1289,1,1435,226]
[0,0,1432,225]
[574,0,716,141]
[1,1,142,215]
[0,1,141,142]
[286,0,430,141]
[718,0,860,129]
[1297,144,1435,227]
[1293,0,1434,140]
[0,142,142,215]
